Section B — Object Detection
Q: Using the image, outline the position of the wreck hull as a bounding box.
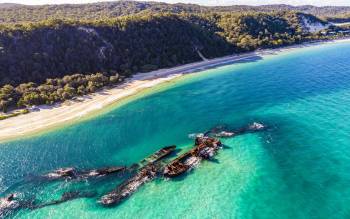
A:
[99,146,177,206]
[164,137,221,178]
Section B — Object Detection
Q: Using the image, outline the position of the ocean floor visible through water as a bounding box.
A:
[1,41,350,218]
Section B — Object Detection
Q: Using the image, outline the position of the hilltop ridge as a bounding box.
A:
[0,1,350,23]
[0,2,347,114]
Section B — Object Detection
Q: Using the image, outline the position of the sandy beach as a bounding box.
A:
[1,38,350,142]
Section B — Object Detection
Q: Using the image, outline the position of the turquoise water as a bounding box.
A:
[2,42,350,218]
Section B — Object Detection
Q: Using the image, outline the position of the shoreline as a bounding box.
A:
[1,38,350,143]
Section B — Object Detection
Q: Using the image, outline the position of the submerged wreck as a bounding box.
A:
[0,193,34,218]
[100,164,158,206]
[100,123,266,206]
[164,137,222,177]
[0,194,21,218]
[212,122,266,138]
[167,122,266,178]
[5,122,267,212]
[32,191,96,210]
[99,146,176,206]
[41,166,126,181]
[140,145,176,165]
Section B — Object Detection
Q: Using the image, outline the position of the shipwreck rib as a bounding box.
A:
[140,145,176,165]
[100,164,157,206]
[41,166,126,182]
[213,122,266,138]
[99,145,176,206]
[163,137,222,178]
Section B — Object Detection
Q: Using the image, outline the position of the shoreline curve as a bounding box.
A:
[1,38,350,143]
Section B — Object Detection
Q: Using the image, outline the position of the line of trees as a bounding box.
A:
[0,1,350,24]
[0,14,232,87]
[0,73,121,113]
[0,11,343,113]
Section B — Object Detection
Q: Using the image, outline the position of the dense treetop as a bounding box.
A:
[0,13,233,86]
[0,5,346,113]
[0,12,327,86]
[0,1,349,23]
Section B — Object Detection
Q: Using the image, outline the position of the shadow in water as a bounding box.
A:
[207,158,220,164]
[222,144,232,149]
[241,113,350,218]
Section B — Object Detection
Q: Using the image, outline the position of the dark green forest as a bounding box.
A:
[0,1,350,23]
[0,14,233,86]
[0,3,346,113]
[0,13,232,112]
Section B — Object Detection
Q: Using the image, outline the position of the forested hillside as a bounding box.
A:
[0,12,327,86]
[0,14,233,87]
[0,1,349,23]
[0,10,338,113]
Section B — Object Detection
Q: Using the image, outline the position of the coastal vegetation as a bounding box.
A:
[0,14,232,87]
[0,109,28,120]
[0,2,350,23]
[0,3,349,114]
[0,73,121,112]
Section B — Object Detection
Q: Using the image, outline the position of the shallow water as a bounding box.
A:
[2,42,350,218]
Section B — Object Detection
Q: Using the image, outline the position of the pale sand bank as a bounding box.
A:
[1,38,350,142]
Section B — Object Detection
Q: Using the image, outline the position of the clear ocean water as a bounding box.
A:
[1,41,350,218]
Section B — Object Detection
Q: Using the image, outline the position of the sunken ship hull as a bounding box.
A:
[99,145,176,206]
[164,137,222,177]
